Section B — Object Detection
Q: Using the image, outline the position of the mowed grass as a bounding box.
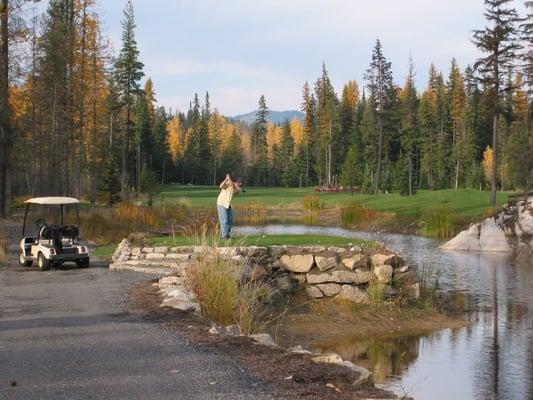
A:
[94,234,371,258]
[157,185,511,218]
[151,234,370,248]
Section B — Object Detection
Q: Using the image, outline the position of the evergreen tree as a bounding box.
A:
[339,145,363,193]
[364,39,396,194]
[301,81,316,186]
[338,80,359,175]
[398,57,419,195]
[314,62,339,185]
[472,0,521,205]
[115,0,144,198]
[251,95,269,186]
[280,119,295,187]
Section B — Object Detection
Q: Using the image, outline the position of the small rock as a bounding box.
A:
[217,247,239,256]
[399,265,409,273]
[274,275,295,292]
[154,246,169,254]
[293,274,306,285]
[279,254,315,273]
[305,286,324,298]
[341,254,370,270]
[332,270,373,285]
[288,345,312,354]
[374,265,393,284]
[165,253,191,261]
[249,333,278,347]
[209,325,226,335]
[315,256,338,271]
[225,324,242,336]
[131,247,141,256]
[336,285,369,304]
[142,247,154,253]
[159,276,182,285]
[408,282,421,299]
[312,353,344,364]
[371,253,401,267]
[306,272,335,284]
[316,283,341,297]
[146,252,165,260]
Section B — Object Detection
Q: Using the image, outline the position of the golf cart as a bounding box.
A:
[19,197,89,270]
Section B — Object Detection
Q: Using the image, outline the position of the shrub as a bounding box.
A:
[187,252,268,334]
[421,207,459,239]
[303,195,324,212]
[340,203,378,227]
[140,168,160,207]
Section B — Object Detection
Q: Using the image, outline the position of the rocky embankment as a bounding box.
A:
[110,242,419,304]
[441,195,533,256]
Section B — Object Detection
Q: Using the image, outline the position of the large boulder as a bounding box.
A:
[478,218,511,252]
[279,254,315,273]
[440,224,481,251]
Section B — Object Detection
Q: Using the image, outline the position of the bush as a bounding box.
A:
[340,203,378,227]
[303,195,324,212]
[140,168,160,207]
[187,252,269,334]
[421,207,460,239]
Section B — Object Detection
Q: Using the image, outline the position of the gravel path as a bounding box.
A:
[0,220,275,400]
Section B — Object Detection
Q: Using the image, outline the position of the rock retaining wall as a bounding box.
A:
[111,241,419,303]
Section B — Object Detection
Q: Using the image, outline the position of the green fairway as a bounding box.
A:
[150,234,371,248]
[157,185,511,217]
[94,234,371,258]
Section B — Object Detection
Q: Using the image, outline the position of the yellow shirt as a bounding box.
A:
[216,183,240,209]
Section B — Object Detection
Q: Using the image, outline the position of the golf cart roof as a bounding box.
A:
[25,197,80,205]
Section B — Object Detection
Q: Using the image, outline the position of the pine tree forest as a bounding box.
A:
[0,0,531,216]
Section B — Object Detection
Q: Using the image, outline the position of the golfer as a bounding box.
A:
[216,174,243,239]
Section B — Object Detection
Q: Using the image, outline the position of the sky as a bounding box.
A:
[37,0,527,115]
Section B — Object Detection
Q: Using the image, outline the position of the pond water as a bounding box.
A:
[234,225,533,400]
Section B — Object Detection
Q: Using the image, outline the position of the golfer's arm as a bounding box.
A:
[219,176,231,189]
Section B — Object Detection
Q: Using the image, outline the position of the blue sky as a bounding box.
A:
[42,0,527,115]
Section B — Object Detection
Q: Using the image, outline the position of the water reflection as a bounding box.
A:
[234,225,533,400]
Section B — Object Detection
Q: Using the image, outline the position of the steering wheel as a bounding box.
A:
[35,218,48,229]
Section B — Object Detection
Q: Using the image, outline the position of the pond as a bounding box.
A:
[234,225,533,400]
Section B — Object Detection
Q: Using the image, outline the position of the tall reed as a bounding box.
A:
[303,195,324,212]
[421,207,459,239]
[340,203,378,227]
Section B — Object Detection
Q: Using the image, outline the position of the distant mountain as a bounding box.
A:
[230,110,304,125]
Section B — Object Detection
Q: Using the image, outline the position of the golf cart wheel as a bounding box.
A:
[77,258,89,268]
[19,252,32,267]
[38,253,51,271]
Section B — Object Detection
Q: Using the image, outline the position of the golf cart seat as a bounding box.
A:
[61,225,79,240]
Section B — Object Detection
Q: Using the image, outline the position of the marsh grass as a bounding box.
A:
[303,195,324,212]
[421,207,460,239]
[234,202,267,225]
[340,203,379,227]
[77,202,189,245]
[187,252,269,334]
[367,281,387,305]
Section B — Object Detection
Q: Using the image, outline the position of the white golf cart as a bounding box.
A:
[19,197,89,270]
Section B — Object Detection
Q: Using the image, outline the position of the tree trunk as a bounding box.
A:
[0,0,10,217]
[491,112,498,206]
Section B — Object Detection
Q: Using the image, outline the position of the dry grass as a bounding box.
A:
[303,195,324,212]
[187,251,270,334]
[421,207,461,239]
[235,202,267,225]
[78,202,189,245]
[340,203,379,227]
